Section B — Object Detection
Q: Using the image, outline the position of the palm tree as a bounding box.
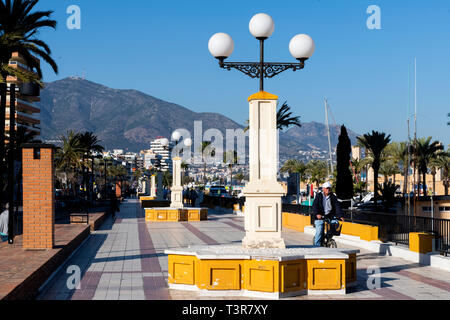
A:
[357,131,391,211]
[224,150,238,193]
[433,152,450,195]
[386,142,410,194]
[350,157,371,183]
[276,101,301,131]
[379,160,400,184]
[234,172,245,185]
[77,131,104,156]
[200,141,214,185]
[413,137,443,196]
[244,101,301,132]
[0,0,58,78]
[55,130,84,196]
[306,160,328,189]
[0,0,58,177]
[429,150,449,196]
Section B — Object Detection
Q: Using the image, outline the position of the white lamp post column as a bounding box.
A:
[171,157,183,208]
[242,91,285,249]
[150,175,156,197]
[208,13,315,249]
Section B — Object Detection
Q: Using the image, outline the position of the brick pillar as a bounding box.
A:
[22,144,55,250]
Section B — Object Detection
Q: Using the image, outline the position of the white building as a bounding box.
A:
[149,137,173,172]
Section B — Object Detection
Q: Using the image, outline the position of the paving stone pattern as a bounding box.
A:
[37,199,450,300]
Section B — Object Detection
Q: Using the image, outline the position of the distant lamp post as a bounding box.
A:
[208,13,315,91]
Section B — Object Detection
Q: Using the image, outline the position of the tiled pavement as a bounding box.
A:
[37,198,450,300]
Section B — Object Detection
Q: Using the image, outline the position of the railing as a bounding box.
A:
[281,203,450,256]
[282,204,313,216]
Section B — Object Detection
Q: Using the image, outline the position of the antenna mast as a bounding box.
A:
[325,98,333,177]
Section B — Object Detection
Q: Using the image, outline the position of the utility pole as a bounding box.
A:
[413,58,417,216]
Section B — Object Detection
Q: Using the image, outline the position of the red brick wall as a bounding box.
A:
[22,147,55,250]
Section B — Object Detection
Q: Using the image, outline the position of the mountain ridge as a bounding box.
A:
[37,77,359,158]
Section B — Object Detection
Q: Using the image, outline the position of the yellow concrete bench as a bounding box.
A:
[282,212,379,241]
[282,212,311,232]
[340,221,379,241]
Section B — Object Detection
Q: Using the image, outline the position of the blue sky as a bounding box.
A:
[35,0,450,147]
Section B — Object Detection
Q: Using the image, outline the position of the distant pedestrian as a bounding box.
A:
[190,189,198,207]
[110,193,119,221]
[0,203,9,242]
[186,188,192,206]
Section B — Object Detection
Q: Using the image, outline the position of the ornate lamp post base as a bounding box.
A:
[241,92,286,249]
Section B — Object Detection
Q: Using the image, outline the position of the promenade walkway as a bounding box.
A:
[37,198,450,300]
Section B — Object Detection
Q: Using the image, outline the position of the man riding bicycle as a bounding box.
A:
[312,181,344,247]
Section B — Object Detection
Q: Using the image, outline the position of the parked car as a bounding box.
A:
[209,186,229,197]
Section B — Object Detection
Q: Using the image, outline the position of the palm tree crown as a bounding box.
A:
[0,0,58,81]
[357,131,391,210]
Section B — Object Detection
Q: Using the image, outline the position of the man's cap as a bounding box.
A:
[322,181,332,189]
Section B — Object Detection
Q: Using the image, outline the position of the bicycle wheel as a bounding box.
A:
[327,239,337,248]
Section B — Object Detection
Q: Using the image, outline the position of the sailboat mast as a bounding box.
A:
[325,98,333,177]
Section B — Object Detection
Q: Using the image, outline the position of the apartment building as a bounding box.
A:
[5,52,41,141]
[149,137,173,172]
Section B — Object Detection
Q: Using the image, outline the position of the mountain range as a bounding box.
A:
[37,78,359,159]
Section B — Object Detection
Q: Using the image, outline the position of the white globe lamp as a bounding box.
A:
[249,13,274,40]
[160,138,169,147]
[184,138,192,147]
[172,131,181,141]
[289,34,315,60]
[208,33,234,59]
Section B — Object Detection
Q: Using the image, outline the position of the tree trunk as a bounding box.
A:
[403,165,408,194]
[423,172,427,196]
[229,164,233,194]
[373,165,379,211]
[432,171,436,196]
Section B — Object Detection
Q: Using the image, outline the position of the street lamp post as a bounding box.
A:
[208,13,315,249]
[208,13,315,91]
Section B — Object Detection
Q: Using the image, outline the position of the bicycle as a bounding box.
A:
[313,216,342,248]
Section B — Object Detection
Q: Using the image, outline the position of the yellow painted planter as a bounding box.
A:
[409,232,434,254]
[145,208,208,222]
[167,254,353,296]
[140,196,155,202]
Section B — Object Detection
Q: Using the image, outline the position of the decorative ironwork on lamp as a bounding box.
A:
[208,13,315,91]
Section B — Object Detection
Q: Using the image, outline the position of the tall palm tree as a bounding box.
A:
[413,137,443,196]
[379,160,400,184]
[0,0,58,171]
[387,142,410,194]
[55,130,84,196]
[77,131,104,155]
[244,101,301,132]
[224,150,238,193]
[357,131,391,211]
[200,141,214,185]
